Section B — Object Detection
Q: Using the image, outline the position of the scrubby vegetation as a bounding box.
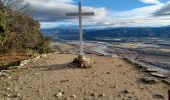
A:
[0,2,52,69]
[0,6,8,47]
[0,3,51,54]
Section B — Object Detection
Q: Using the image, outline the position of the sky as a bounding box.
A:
[23,0,170,28]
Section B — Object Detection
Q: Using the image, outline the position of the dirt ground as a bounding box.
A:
[0,54,169,100]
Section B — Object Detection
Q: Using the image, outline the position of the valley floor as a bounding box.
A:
[0,54,169,100]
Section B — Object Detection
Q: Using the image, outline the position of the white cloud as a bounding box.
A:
[112,4,163,18]
[24,0,108,22]
[23,0,170,28]
[154,3,170,16]
[138,0,161,4]
[88,2,170,28]
[52,0,74,3]
[89,3,166,28]
[30,0,74,3]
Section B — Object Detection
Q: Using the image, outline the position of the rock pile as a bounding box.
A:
[72,55,93,68]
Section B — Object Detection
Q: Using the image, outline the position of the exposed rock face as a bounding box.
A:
[162,78,170,85]
[141,77,159,84]
[150,72,167,78]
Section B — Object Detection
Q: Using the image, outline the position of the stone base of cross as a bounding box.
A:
[72,55,93,68]
[66,2,94,68]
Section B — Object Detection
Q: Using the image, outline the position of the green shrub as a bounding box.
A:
[35,36,53,54]
[0,8,8,47]
[0,4,51,54]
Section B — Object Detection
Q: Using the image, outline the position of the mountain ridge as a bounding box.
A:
[41,26,170,41]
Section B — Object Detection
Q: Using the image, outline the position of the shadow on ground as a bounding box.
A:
[31,62,82,71]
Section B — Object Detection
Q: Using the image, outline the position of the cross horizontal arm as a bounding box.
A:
[66,12,94,16]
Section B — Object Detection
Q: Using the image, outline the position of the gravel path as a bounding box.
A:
[0,54,169,100]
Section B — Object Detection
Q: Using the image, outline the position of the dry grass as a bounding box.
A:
[51,42,74,52]
[0,53,27,63]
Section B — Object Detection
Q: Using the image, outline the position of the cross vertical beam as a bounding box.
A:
[78,2,83,56]
[66,2,94,56]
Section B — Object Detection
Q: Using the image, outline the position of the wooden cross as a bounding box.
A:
[66,2,94,56]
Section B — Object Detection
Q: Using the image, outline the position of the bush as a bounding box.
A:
[35,36,53,54]
[25,48,38,58]
[0,7,8,47]
[0,5,51,54]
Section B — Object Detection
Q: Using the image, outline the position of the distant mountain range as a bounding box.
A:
[41,26,170,41]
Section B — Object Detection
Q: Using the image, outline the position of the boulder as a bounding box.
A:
[162,78,170,85]
[145,68,158,72]
[153,93,164,99]
[150,72,167,78]
[141,77,159,84]
[55,92,63,98]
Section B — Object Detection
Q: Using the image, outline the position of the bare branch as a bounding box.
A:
[0,0,33,15]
